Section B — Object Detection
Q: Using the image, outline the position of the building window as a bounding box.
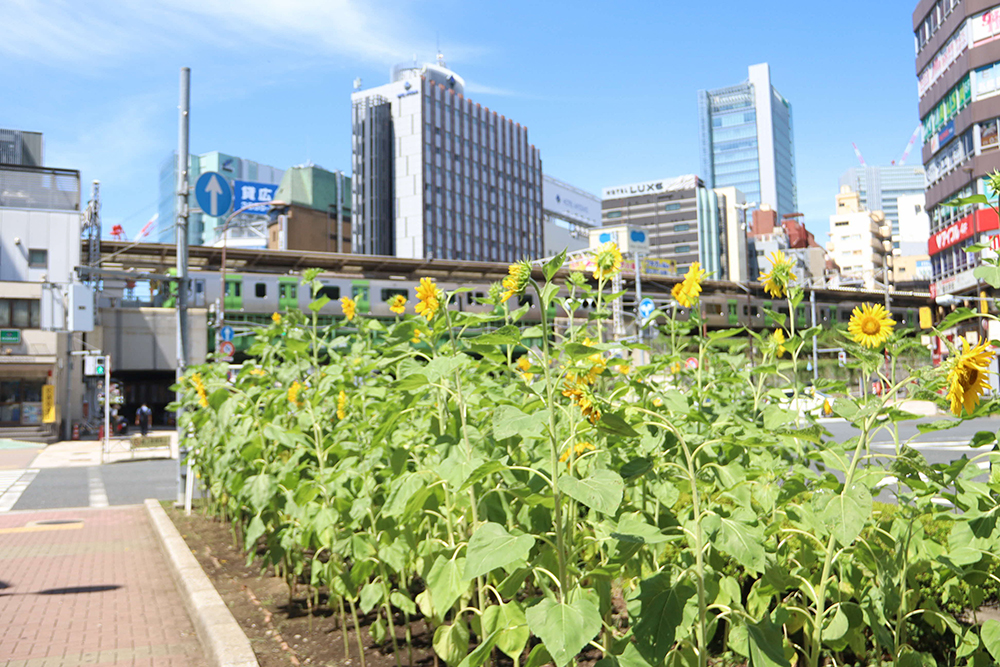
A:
[606,211,623,219]
[664,203,681,211]
[674,223,690,232]
[675,245,691,254]
[0,299,40,329]
[28,249,47,268]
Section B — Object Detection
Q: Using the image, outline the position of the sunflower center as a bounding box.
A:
[959,367,979,390]
[860,317,881,336]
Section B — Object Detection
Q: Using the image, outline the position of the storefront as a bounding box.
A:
[0,362,52,426]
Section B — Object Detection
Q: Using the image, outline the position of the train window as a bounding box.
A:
[195,281,204,293]
[520,295,534,308]
[751,306,759,317]
[280,283,298,300]
[317,286,340,300]
[381,288,408,301]
[468,291,485,305]
[225,281,241,297]
[743,305,749,315]
[840,310,852,322]
[255,283,266,298]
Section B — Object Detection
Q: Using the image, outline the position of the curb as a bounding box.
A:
[144,499,259,667]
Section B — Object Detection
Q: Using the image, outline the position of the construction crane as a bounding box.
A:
[851,142,866,166]
[894,125,923,165]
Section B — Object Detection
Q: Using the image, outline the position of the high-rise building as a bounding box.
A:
[158,151,284,247]
[541,175,599,258]
[351,56,543,262]
[698,63,798,218]
[914,1,1000,296]
[268,165,352,253]
[839,165,926,251]
[826,186,892,290]
[600,176,743,281]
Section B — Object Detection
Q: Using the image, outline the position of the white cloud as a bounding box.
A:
[2,0,459,69]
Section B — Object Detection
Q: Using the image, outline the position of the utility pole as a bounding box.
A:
[176,67,191,504]
[810,288,818,382]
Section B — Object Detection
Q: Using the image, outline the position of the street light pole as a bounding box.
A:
[175,67,190,505]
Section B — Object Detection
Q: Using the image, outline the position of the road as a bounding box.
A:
[823,415,1000,467]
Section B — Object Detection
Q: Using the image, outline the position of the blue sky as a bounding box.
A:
[4,1,921,246]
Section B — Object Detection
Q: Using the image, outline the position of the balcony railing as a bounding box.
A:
[0,163,80,211]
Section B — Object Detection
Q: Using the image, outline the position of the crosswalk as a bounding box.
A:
[0,469,39,512]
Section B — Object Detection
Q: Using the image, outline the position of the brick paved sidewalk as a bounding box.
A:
[0,505,206,667]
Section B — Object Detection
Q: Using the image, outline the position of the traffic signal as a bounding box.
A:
[84,355,108,377]
[95,356,106,375]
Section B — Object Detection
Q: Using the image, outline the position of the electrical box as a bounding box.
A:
[68,283,94,332]
[84,355,107,377]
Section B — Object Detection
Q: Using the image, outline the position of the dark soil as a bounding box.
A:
[166,505,437,667]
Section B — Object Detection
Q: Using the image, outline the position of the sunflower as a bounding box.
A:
[772,328,787,358]
[411,329,423,344]
[337,390,347,420]
[340,296,357,322]
[592,242,622,280]
[388,294,407,315]
[415,277,441,320]
[287,381,302,407]
[559,441,595,466]
[501,260,532,303]
[517,355,534,382]
[759,250,797,298]
[946,339,995,416]
[191,373,209,408]
[847,303,895,348]
[271,312,282,324]
[672,262,707,308]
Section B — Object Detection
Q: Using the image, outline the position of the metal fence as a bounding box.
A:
[0,164,80,211]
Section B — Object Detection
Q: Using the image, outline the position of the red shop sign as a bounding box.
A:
[928,209,1000,254]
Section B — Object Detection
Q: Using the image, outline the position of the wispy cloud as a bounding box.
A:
[3,0,462,70]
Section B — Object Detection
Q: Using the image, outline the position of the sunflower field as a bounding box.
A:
[175,244,1000,667]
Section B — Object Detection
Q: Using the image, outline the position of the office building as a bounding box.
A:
[0,145,85,440]
[839,165,926,250]
[542,175,599,257]
[158,151,284,247]
[914,1,1000,296]
[601,176,743,281]
[351,55,543,262]
[826,186,891,290]
[268,164,352,253]
[698,63,798,218]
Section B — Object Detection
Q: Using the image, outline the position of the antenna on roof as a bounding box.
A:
[353,77,362,90]
[436,34,446,67]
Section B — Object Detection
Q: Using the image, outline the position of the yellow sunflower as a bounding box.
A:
[340,296,357,322]
[415,277,441,320]
[501,260,532,303]
[337,390,347,420]
[847,303,895,349]
[759,250,797,298]
[672,262,707,308]
[287,381,302,407]
[191,373,209,408]
[411,329,423,344]
[388,294,407,315]
[772,328,787,358]
[559,441,595,466]
[271,312,282,324]
[517,355,534,382]
[946,339,995,416]
[592,242,622,280]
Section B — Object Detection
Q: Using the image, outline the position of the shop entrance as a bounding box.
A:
[0,379,45,426]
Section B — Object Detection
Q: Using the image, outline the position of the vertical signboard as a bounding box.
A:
[42,385,55,423]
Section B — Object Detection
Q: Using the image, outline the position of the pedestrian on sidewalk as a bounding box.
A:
[135,403,152,437]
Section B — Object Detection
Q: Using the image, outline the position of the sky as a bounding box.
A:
[3,1,922,247]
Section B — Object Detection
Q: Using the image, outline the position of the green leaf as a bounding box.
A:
[464,523,534,580]
[819,483,872,546]
[208,387,229,409]
[975,265,1000,288]
[425,555,467,616]
[612,514,669,545]
[707,513,766,574]
[916,419,960,434]
[746,613,791,667]
[525,596,602,667]
[492,405,547,441]
[564,342,602,359]
[395,374,429,391]
[525,645,554,667]
[433,621,469,667]
[560,470,624,515]
[944,194,991,207]
[620,457,653,481]
[763,404,795,430]
[244,514,266,548]
[896,648,938,667]
[632,573,696,664]
[245,474,276,511]
[425,356,469,382]
[597,411,640,438]
[982,619,1000,661]
[359,580,383,614]
[308,295,331,312]
[471,325,521,346]
[544,249,567,282]
[455,630,500,667]
[482,601,529,660]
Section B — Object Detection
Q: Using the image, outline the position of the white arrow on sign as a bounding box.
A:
[205,174,224,216]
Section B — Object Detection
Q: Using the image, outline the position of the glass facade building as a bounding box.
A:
[698,63,797,219]
[838,165,926,249]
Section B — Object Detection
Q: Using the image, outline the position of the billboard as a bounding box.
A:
[234,180,279,214]
[542,176,600,226]
[602,175,697,200]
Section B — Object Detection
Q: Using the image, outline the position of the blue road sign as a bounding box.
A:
[194,171,232,218]
[219,325,234,342]
[639,298,655,320]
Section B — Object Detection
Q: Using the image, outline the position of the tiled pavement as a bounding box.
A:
[0,505,206,666]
